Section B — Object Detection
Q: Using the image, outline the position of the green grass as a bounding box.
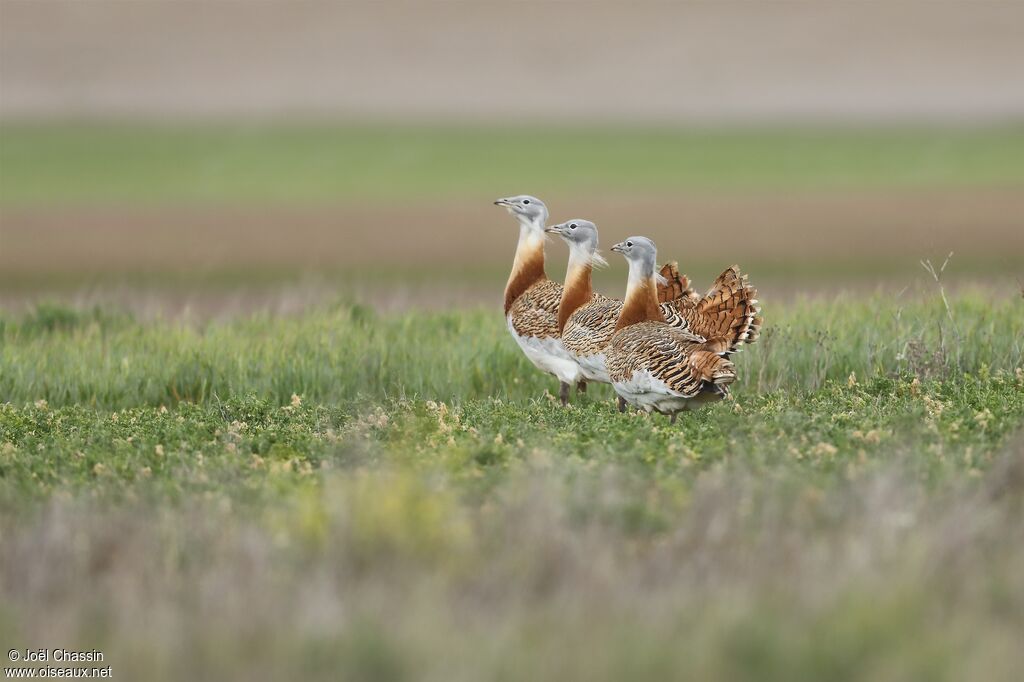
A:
[3,123,1023,205]
[2,295,1021,409]
[2,295,1023,680]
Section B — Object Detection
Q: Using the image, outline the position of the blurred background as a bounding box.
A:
[2,0,1022,317]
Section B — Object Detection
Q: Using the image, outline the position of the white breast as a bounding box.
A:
[573,352,610,383]
[612,369,693,414]
[507,316,582,385]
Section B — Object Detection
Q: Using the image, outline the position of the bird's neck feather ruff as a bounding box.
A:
[504,220,547,315]
[557,261,593,332]
[616,268,664,330]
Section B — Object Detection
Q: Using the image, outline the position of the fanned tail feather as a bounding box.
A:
[691,266,762,352]
[656,262,700,304]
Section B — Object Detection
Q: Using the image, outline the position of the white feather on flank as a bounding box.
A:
[591,250,610,269]
[655,272,668,287]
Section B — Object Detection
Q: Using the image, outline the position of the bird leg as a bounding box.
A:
[617,396,627,413]
[576,380,587,394]
[559,381,570,407]
[670,413,678,425]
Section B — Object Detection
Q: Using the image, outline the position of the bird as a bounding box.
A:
[605,236,758,423]
[546,221,761,414]
[494,195,583,406]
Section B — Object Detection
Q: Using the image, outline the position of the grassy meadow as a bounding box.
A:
[2,292,1024,681]
[2,123,1024,680]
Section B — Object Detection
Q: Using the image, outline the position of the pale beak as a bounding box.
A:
[545,225,564,235]
[610,242,626,253]
[493,198,511,207]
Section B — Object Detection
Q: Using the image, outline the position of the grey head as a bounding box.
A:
[610,236,658,277]
[545,219,599,252]
[493,195,548,226]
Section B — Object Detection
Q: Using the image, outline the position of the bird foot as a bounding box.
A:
[559,382,570,407]
[617,396,627,413]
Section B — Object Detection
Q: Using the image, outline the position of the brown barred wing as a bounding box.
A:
[659,301,700,339]
[561,294,622,357]
[608,322,734,398]
[509,279,563,339]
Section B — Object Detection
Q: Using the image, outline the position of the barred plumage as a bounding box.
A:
[657,262,700,305]
[607,322,735,399]
[660,266,762,351]
[560,265,761,382]
[507,279,563,339]
[559,292,618,358]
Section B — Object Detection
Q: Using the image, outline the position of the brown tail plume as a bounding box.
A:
[688,350,736,393]
[656,262,700,304]
[690,266,762,352]
[699,336,732,356]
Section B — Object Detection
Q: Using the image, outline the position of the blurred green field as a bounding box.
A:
[2,294,1023,680]
[3,124,1024,205]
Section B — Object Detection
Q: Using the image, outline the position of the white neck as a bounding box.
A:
[626,258,654,291]
[515,216,546,254]
[517,214,545,238]
[566,242,594,271]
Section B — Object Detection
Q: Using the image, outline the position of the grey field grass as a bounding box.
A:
[1,292,1024,680]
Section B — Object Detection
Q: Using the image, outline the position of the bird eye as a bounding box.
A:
[522,199,531,205]
[570,224,577,230]
[626,241,633,247]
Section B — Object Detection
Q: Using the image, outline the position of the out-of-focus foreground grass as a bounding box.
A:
[3,124,1024,205]
[1,293,1023,681]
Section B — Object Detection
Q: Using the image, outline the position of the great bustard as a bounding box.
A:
[604,237,760,423]
[494,195,581,406]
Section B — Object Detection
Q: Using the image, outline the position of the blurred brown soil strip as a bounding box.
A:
[3,188,1021,317]
[3,188,1022,275]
